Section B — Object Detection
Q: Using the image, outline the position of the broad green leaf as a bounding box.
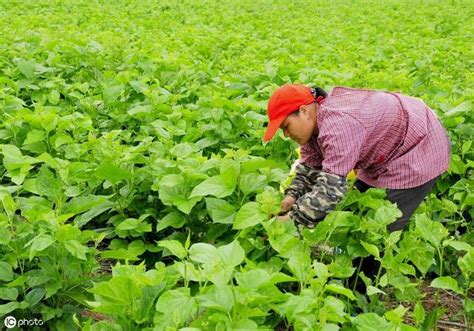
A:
[158,240,187,260]
[352,312,390,330]
[219,159,240,179]
[103,84,125,103]
[156,211,186,232]
[288,251,311,283]
[27,234,55,260]
[367,286,386,296]
[415,214,448,249]
[196,285,234,313]
[447,240,472,252]
[36,166,62,201]
[313,261,329,281]
[205,198,236,224]
[175,261,201,282]
[64,195,110,215]
[323,296,346,324]
[384,305,408,324]
[189,243,218,264]
[95,161,133,186]
[361,241,380,258]
[23,129,45,145]
[88,275,141,314]
[0,190,16,219]
[413,301,425,326]
[239,173,268,195]
[430,276,463,295]
[217,240,245,268]
[0,302,21,316]
[64,240,88,260]
[233,202,266,229]
[0,262,14,282]
[458,250,474,275]
[190,175,236,199]
[407,241,435,275]
[235,269,271,289]
[25,288,46,306]
[0,287,18,301]
[155,288,198,326]
[15,58,41,78]
[325,283,356,300]
[74,201,114,228]
[327,255,356,279]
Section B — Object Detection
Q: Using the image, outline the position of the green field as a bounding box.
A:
[0,0,473,330]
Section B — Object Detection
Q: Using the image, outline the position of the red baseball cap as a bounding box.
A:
[263,84,315,142]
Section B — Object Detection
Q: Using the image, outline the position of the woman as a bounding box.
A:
[264,84,450,232]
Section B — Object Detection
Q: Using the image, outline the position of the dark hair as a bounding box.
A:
[290,86,327,116]
[311,86,328,99]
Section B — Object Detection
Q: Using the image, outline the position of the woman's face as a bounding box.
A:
[279,103,318,145]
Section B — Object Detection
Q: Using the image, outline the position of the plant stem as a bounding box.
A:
[352,258,364,293]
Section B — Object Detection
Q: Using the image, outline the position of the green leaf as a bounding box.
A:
[95,161,133,186]
[413,301,425,326]
[217,240,245,268]
[27,234,55,260]
[15,58,36,78]
[156,211,186,232]
[415,214,448,249]
[25,288,46,306]
[458,250,474,276]
[239,173,268,195]
[64,240,88,260]
[430,276,463,295]
[384,305,408,324]
[0,190,16,219]
[0,262,14,282]
[0,287,18,301]
[158,240,187,260]
[288,251,311,283]
[196,285,234,313]
[74,201,114,228]
[233,202,266,229]
[367,286,386,296]
[103,84,125,103]
[0,302,21,316]
[36,166,62,201]
[155,288,198,327]
[327,255,356,279]
[407,240,435,275]
[23,129,45,145]
[190,175,236,199]
[313,261,329,281]
[235,269,271,289]
[189,243,218,264]
[206,198,236,224]
[361,241,380,258]
[64,195,110,215]
[373,205,402,225]
[447,240,472,252]
[352,312,390,330]
[325,283,356,300]
[88,275,141,314]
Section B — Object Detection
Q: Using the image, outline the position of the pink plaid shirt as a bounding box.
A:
[300,86,450,189]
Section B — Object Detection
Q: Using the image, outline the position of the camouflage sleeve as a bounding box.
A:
[288,171,349,228]
[284,163,323,199]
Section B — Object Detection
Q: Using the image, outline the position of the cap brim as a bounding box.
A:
[263,116,287,142]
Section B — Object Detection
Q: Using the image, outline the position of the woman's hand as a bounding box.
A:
[280,196,296,214]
